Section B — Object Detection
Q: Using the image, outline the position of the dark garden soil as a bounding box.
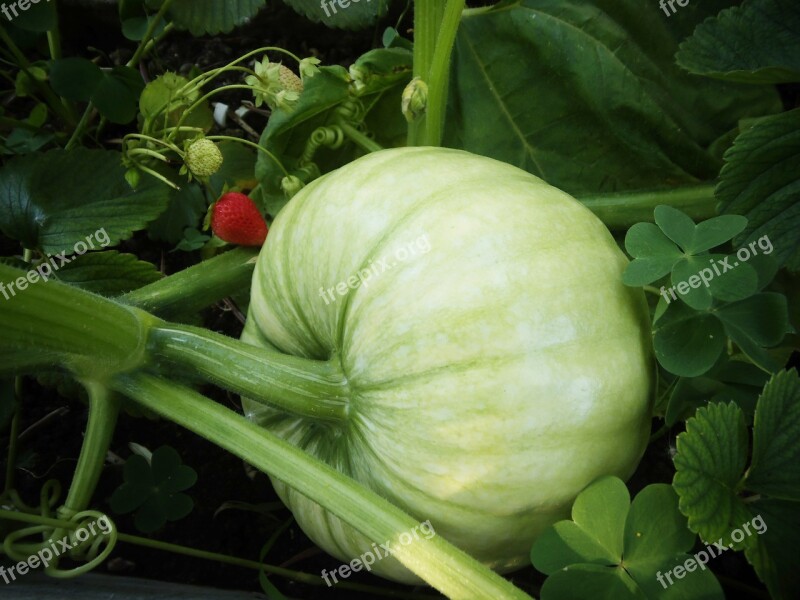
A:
[0,1,777,598]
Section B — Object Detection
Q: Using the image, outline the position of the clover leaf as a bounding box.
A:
[530,476,723,599]
[623,206,755,310]
[653,291,792,377]
[110,445,197,534]
[673,369,800,599]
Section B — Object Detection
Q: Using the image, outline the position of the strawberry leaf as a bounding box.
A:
[282,0,391,30]
[717,108,800,272]
[54,251,162,296]
[673,402,751,545]
[745,370,800,500]
[673,370,800,599]
[167,0,267,36]
[676,0,800,84]
[0,149,170,255]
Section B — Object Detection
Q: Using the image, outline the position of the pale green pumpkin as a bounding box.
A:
[242,147,652,583]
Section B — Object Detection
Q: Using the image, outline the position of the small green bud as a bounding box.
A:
[402,77,428,123]
[124,167,141,189]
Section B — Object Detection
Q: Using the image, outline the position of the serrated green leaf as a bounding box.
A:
[676,0,800,84]
[673,402,752,544]
[0,149,170,254]
[717,108,800,271]
[653,302,726,377]
[54,251,162,296]
[167,0,267,36]
[447,0,780,196]
[282,0,391,30]
[744,498,800,599]
[746,369,800,500]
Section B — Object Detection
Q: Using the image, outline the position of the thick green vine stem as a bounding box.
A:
[119,247,258,317]
[424,0,465,146]
[111,373,533,600]
[409,0,463,146]
[148,324,350,423]
[577,183,717,230]
[0,264,156,379]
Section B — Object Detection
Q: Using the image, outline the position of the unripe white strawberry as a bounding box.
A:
[185,139,223,178]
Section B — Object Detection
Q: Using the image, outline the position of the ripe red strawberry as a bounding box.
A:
[211,192,268,246]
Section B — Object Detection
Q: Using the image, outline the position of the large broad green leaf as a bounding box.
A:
[167,0,267,36]
[0,149,170,254]
[282,0,391,30]
[717,109,800,272]
[446,0,781,195]
[676,0,800,84]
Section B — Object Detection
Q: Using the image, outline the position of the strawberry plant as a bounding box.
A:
[0,0,798,599]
